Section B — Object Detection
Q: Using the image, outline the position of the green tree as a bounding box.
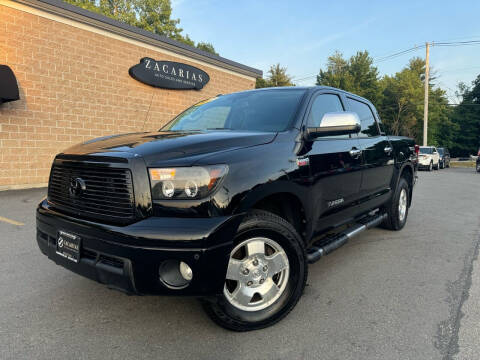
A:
[316,51,452,146]
[427,87,453,147]
[99,0,137,26]
[377,58,425,141]
[65,0,99,12]
[267,64,294,87]
[132,0,183,40]
[255,77,269,89]
[316,51,351,90]
[316,50,379,104]
[63,0,218,55]
[448,76,480,156]
[196,42,219,56]
[377,57,451,145]
[256,64,294,88]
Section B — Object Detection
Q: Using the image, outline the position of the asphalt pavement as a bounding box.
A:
[0,168,479,360]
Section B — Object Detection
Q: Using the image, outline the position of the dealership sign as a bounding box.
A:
[129,58,209,90]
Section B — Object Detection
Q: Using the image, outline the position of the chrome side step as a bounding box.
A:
[307,213,387,264]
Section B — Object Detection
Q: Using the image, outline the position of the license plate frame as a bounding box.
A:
[56,230,81,263]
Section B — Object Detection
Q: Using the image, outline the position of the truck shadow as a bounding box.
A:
[45,228,391,336]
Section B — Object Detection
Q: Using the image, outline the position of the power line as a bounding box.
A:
[373,45,424,63]
[434,40,480,46]
[291,39,480,84]
[437,84,460,104]
[431,36,480,43]
[292,45,425,82]
[293,74,318,82]
[435,66,480,74]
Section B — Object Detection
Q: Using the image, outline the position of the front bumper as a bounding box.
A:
[36,200,242,296]
[418,157,433,168]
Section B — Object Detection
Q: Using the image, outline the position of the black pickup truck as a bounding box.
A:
[36,86,417,331]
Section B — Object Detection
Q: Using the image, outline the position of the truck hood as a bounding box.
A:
[61,131,276,165]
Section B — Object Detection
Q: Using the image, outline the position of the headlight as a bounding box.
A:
[149,165,228,200]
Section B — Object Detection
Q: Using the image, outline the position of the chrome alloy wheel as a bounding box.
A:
[223,237,290,312]
[398,188,407,222]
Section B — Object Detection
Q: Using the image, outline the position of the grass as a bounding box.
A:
[450,161,476,168]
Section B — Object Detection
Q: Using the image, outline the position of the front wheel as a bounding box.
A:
[477,163,480,173]
[381,177,410,230]
[202,210,307,331]
[428,161,433,171]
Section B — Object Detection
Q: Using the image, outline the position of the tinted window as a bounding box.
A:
[419,147,433,154]
[307,94,344,127]
[162,89,306,132]
[347,98,379,137]
[437,148,444,155]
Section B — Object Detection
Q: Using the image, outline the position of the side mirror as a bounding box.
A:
[306,112,361,139]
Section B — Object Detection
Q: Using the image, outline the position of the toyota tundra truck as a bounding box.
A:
[36,86,417,331]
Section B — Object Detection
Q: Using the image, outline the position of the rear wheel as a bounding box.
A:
[202,210,307,331]
[382,177,410,230]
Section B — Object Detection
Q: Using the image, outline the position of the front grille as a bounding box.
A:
[48,162,135,224]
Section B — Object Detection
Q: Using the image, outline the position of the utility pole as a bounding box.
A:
[423,42,430,146]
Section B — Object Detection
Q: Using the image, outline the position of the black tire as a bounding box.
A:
[440,161,444,169]
[477,163,480,173]
[381,177,410,231]
[202,210,307,331]
[434,161,439,170]
[428,161,433,171]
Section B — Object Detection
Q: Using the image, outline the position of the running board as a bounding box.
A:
[307,213,387,264]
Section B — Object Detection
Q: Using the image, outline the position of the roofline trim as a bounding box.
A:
[12,0,263,78]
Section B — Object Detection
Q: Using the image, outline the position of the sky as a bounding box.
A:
[171,0,480,102]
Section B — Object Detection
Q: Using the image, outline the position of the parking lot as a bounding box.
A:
[0,167,479,360]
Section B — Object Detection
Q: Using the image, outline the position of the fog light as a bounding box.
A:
[179,261,193,281]
[158,260,192,289]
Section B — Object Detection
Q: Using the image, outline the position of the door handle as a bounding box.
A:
[384,146,393,154]
[349,148,362,158]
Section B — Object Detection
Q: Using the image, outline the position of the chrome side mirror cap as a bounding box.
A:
[306,112,361,139]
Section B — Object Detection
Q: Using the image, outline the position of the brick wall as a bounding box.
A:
[0,3,255,188]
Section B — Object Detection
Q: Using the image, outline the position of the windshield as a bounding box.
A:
[419,147,433,154]
[437,148,444,155]
[161,89,306,132]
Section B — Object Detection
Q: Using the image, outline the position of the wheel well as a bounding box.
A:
[400,165,414,206]
[252,193,306,240]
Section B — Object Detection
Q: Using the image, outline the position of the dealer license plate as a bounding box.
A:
[56,230,81,263]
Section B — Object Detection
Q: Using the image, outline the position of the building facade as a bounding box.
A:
[0,0,261,189]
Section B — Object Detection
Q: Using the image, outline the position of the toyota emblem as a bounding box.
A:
[69,177,86,197]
